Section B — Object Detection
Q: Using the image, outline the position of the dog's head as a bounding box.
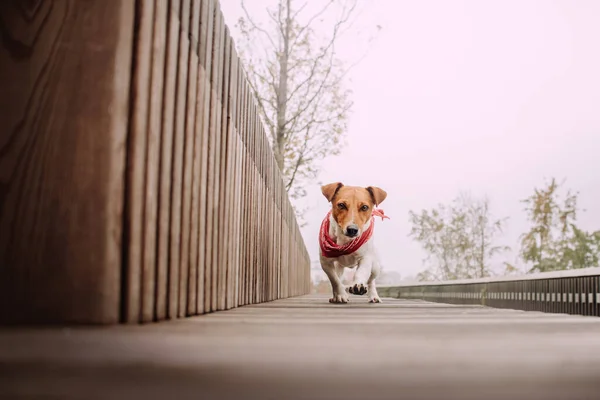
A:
[321,182,387,238]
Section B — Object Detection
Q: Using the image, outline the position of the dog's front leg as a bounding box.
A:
[367,260,383,303]
[320,258,349,304]
[348,257,373,296]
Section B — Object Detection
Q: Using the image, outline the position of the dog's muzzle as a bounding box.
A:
[345,224,359,238]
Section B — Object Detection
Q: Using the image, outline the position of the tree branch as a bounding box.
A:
[240,0,278,50]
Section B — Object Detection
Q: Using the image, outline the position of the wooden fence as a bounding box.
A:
[0,0,310,325]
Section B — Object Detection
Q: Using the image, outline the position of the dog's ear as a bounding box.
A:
[321,182,344,203]
[366,186,387,206]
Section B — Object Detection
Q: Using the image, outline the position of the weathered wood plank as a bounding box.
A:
[204,2,223,313]
[256,113,264,304]
[0,0,134,324]
[139,0,168,323]
[168,0,191,319]
[224,42,238,310]
[196,0,214,315]
[123,0,155,324]
[230,51,241,309]
[187,0,201,317]
[155,0,181,322]
[4,296,600,399]
[226,38,237,311]
[179,0,200,317]
[217,25,231,311]
[250,101,259,304]
[239,79,250,306]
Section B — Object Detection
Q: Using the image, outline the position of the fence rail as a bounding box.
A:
[379,267,600,317]
[0,0,310,325]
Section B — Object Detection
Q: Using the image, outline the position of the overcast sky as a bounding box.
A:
[220,0,600,278]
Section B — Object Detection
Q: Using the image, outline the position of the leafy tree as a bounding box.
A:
[520,178,600,272]
[519,178,571,272]
[503,262,521,275]
[409,193,509,281]
[236,0,377,221]
[558,226,600,270]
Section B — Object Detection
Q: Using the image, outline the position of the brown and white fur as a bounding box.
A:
[319,182,387,304]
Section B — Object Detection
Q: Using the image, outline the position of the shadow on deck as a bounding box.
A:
[2,294,600,400]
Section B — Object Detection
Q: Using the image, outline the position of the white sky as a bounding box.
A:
[220,0,600,278]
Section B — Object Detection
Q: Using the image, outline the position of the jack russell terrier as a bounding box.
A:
[318,182,389,304]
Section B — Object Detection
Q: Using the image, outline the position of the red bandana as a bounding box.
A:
[319,209,390,258]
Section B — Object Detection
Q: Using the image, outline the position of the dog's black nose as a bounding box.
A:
[345,225,359,237]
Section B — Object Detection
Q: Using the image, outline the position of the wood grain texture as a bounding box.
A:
[123,0,154,325]
[155,0,181,322]
[228,50,240,310]
[203,0,219,313]
[207,7,224,312]
[196,0,214,315]
[142,0,168,323]
[5,295,600,400]
[168,0,190,319]
[0,0,134,324]
[0,0,311,326]
[211,10,225,312]
[217,27,231,311]
[186,0,202,316]
[241,72,250,306]
[178,0,199,318]
[250,101,258,304]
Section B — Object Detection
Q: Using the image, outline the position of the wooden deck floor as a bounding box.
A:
[2,294,600,400]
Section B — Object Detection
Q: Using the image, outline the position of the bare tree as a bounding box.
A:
[236,0,375,221]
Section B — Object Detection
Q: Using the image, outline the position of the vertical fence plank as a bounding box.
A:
[155,0,181,321]
[182,0,201,317]
[237,75,245,307]
[196,0,214,314]
[241,79,251,306]
[243,80,250,306]
[251,103,257,304]
[168,0,191,319]
[177,0,196,318]
[0,1,134,324]
[246,81,253,306]
[204,3,222,312]
[124,0,155,324]
[276,173,282,300]
[234,56,243,308]
[189,0,207,316]
[142,0,168,323]
[226,44,239,310]
[244,86,251,305]
[212,7,225,312]
[217,25,231,311]
[254,101,261,304]
[268,134,275,301]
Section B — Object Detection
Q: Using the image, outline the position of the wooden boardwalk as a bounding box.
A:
[2,294,600,400]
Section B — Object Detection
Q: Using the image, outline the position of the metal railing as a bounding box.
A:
[379,267,600,317]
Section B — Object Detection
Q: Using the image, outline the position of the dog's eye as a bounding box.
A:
[337,203,347,210]
[360,205,369,212]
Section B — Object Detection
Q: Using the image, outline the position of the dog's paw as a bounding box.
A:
[368,295,382,303]
[329,292,350,304]
[329,290,350,304]
[348,283,368,296]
